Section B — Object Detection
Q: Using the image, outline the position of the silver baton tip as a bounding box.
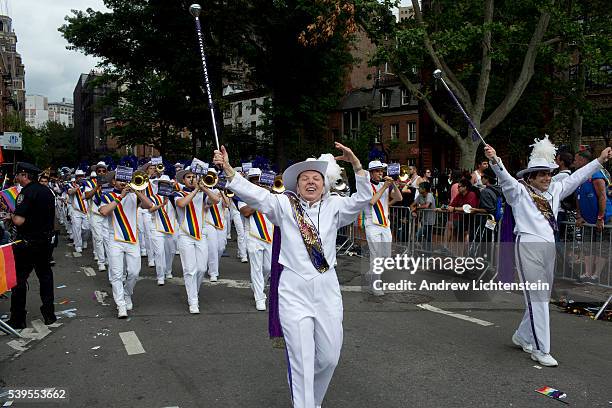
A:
[433,69,443,79]
[189,4,202,17]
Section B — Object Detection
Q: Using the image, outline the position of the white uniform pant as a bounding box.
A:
[177,232,208,306]
[514,233,555,354]
[229,208,247,259]
[90,212,107,267]
[107,239,141,308]
[280,268,343,408]
[247,237,272,302]
[365,224,392,287]
[56,199,66,225]
[206,224,227,278]
[71,210,90,251]
[138,209,153,257]
[150,228,175,280]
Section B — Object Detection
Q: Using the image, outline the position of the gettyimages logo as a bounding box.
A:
[371,254,487,275]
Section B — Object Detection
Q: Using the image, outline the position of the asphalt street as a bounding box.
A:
[0,232,611,408]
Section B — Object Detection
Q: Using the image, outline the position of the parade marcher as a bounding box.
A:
[67,169,90,253]
[137,162,157,267]
[85,162,109,271]
[174,168,218,313]
[203,168,227,282]
[485,137,612,367]
[365,160,402,295]
[149,175,176,285]
[98,172,153,318]
[238,167,274,311]
[7,163,57,329]
[214,142,371,408]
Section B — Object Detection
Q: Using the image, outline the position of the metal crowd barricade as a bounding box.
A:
[557,220,611,288]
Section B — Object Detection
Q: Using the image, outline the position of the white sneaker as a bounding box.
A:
[148,261,155,268]
[165,273,173,279]
[94,256,99,262]
[241,258,248,263]
[530,350,558,367]
[75,247,82,253]
[157,279,165,286]
[255,300,266,311]
[512,332,533,353]
[83,243,88,249]
[125,296,133,311]
[117,305,128,319]
[98,264,106,272]
[189,305,200,314]
[210,276,218,282]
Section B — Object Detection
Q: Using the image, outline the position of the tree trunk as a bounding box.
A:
[570,52,585,152]
[457,138,480,171]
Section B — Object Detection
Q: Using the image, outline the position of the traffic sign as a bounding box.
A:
[1,132,22,150]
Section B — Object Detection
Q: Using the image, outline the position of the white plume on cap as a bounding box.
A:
[317,153,342,193]
[529,134,557,164]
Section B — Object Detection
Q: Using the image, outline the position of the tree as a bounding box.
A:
[356,0,561,169]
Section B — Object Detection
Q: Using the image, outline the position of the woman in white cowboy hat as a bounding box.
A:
[485,136,612,367]
[213,142,371,408]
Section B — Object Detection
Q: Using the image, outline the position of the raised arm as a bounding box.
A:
[333,143,372,226]
[484,144,524,207]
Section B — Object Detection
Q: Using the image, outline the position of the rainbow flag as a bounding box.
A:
[0,243,16,294]
[0,186,19,212]
[535,386,567,403]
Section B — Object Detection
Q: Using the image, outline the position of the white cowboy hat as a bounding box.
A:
[90,161,108,172]
[152,174,171,183]
[175,169,192,184]
[368,160,384,171]
[282,160,328,194]
[74,169,86,176]
[516,135,559,178]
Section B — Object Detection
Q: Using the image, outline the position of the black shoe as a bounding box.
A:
[43,314,57,325]
[5,318,26,330]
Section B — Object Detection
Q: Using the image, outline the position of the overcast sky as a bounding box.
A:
[8,0,108,102]
[8,0,410,103]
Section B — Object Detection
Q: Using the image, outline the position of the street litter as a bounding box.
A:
[91,346,100,350]
[58,299,70,305]
[535,386,568,404]
[81,266,96,277]
[56,308,77,318]
[533,365,542,370]
[94,290,110,306]
[72,252,82,257]
[56,285,67,289]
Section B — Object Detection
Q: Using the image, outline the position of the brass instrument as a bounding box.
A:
[399,165,410,182]
[272,175,285,193]
[225,189,235,198]
[202,170,218,189]
[129,170,150,191]
[156,163,165,174]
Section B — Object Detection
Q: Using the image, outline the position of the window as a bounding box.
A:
[390,124,399,140]
[223,108,232,119]
[250,100,257,115]
[375,126,382,143]
[236,102,242,117]
[401,89,410,105]
[381,92,389,108]
[250,121,257,136]
[408,158,416,166]
[407,121,417,142]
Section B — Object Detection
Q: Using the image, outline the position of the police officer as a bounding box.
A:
[7,162,56,329]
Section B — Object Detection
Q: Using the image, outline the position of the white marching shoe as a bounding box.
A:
[124,295,133,311]
[209,275,218,282]
[530,350,558,367]
[255,300,266,311]
[98,263,106,272]
[157,279,165,286]
[512,332,533,353]
[117,305,128,319]
[189,305,200,314]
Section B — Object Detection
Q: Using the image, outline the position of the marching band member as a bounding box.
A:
[137,162,158,267]
[98,171,153,318]
[149,175,176,286]
[237,167,273,311]
[485,137,612,367]
[203,168,227,282]
[364,160,402,295]
[214,142,371,408]
[67,169,90,254]
[85,162,109,271]
[173,168,216,313]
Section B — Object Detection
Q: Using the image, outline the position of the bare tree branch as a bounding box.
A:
[411,0,473,112]
[481,7,552,135]
[473,0,494,126]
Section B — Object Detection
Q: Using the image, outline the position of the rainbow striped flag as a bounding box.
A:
[535,386,567,403]
[0,243,16,294]
[0,186,19,212]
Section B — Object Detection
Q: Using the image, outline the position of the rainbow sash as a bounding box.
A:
[371,184,388,227]
[145,183,154,198]
[75,186,88,214]
[152,194,174,234]
[208,203,224,230]
[357,210,366,230]
[177,191,201,240]
[109,192,137,243]
[85,178,98,190]
[250,211,272,243]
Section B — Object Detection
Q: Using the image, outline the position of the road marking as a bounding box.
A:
[81,266,96,276]
[416,303,494,327]
[119,331,146,355]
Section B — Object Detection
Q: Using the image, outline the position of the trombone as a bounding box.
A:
[200,169,218,189]
[129,170,150,191]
